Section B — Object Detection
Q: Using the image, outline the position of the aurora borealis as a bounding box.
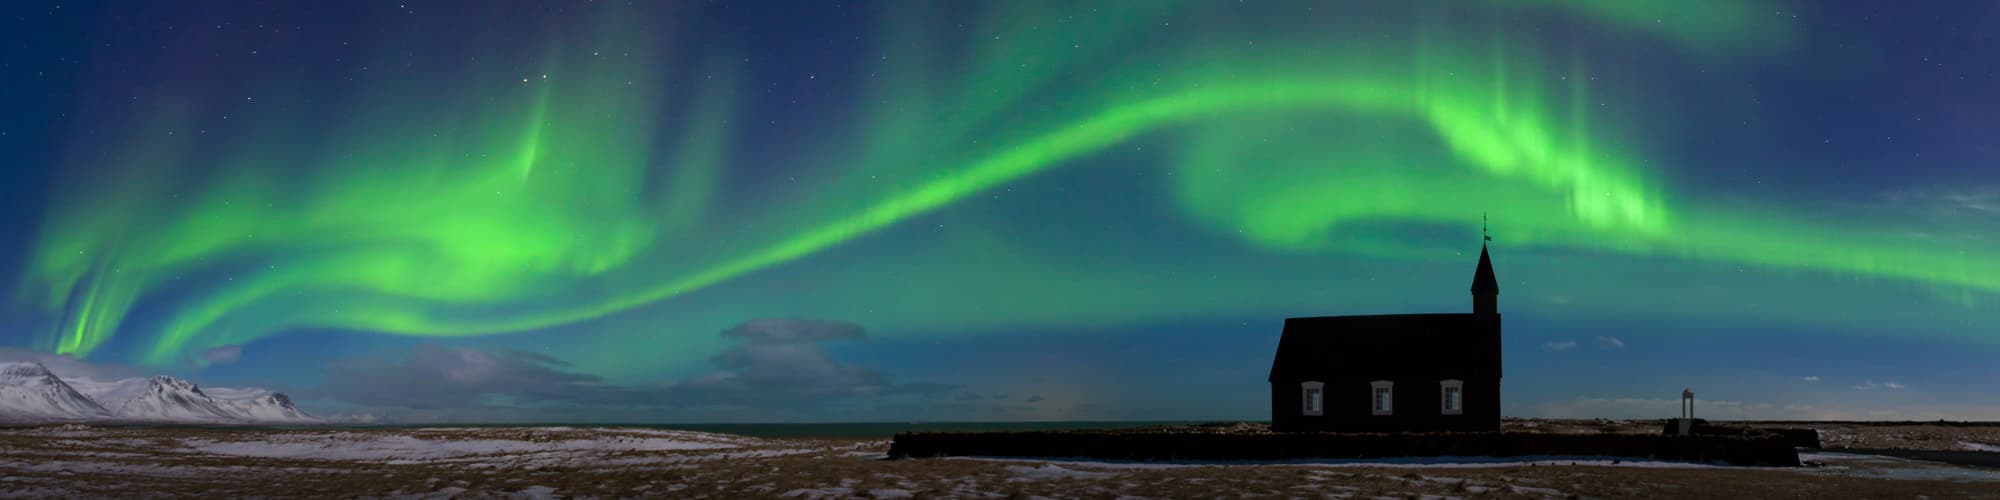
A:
[3,1,1998,422]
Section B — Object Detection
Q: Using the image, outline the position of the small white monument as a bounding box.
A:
[1678,388,1695,436]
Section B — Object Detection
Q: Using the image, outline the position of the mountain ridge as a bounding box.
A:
[0,362,317,424]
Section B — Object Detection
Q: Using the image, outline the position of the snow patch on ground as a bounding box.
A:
[0,486,73,499]
[10,424,104,437]
[183,429,745,461]
[512,485,557,499]
[592,447,822,465]
[1509,485,1568,497]
[0,458,350,479]
[425,487,468,498]
[1803,452,2000,482]
[781,487,854,498]
[1005,464,1120,481]
[1958,441,2000,453]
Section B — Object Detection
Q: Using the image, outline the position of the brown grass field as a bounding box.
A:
[0,420,1994,498]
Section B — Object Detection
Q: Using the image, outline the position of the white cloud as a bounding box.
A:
[1803,376,1820,382]
[685,318,954,402]
[202,345,244,364]
[1593,336,1625,349]
[1876,188,2000,216]
[314,345,607,410]
[720,318,865,343]
[1542,341,1577,351]
[310,318,957,422]
[1854,379,1907,391]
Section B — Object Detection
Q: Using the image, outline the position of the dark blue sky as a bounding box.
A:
[3,1,1998,423]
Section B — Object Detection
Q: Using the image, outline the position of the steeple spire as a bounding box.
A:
[1472,216,1498,315]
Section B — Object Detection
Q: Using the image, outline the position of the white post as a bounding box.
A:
[1678,388,1695,436]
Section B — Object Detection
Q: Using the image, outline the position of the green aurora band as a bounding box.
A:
[15,1,1991,367]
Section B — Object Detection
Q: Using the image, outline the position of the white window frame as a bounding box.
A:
[1370,380,1394,415]
[1300,381,1324,416]
[1440,379,1464,415]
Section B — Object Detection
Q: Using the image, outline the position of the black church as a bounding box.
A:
[1267,242,1502,432]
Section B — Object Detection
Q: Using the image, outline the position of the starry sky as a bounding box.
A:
[2,1,1998,423]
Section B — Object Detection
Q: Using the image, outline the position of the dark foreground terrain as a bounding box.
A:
[0,420,1994,498]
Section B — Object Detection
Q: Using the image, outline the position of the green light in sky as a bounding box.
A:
[18,0,1993,368]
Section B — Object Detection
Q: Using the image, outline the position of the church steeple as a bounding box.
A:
[1472,217,1498,316]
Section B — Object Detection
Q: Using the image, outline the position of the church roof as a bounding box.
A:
[1267,313,1497,382]
[1267,243,1504,383]
[1471,244,1498,294]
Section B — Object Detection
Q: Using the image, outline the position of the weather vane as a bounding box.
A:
[1483,212,1491,242]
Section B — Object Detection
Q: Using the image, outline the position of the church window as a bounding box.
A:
[1440,379,1464,415]
[1301,381,1324,416]
[1371,380,1394,415]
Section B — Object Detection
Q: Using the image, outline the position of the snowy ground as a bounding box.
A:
[0,425,856,498]
[1808,422,2000,451]
[0,423,1995,498]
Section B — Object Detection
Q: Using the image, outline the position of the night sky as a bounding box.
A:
[2,1,1998,423]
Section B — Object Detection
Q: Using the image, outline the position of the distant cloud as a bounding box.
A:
[682,318,957,406]
[0,348,144,380]
[1543,341,1577,351]
[1593,336,1625,349]
[316,412,382,424]
[1863,189,2000,244]
[1026,395,1045,403]
[309,318,957,422]
[1876,188,2000,216]
[313,344,609,410]
[1803,376,1820,382]
[1854,379,1907,391]
[202,345,244,364]
[720,317,864,343]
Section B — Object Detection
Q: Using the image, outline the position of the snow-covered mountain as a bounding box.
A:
[62,377,148,414]
[0,363,316,424]
[206,386,316,421]
[88,375,239,421]
[0,362,111,421]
